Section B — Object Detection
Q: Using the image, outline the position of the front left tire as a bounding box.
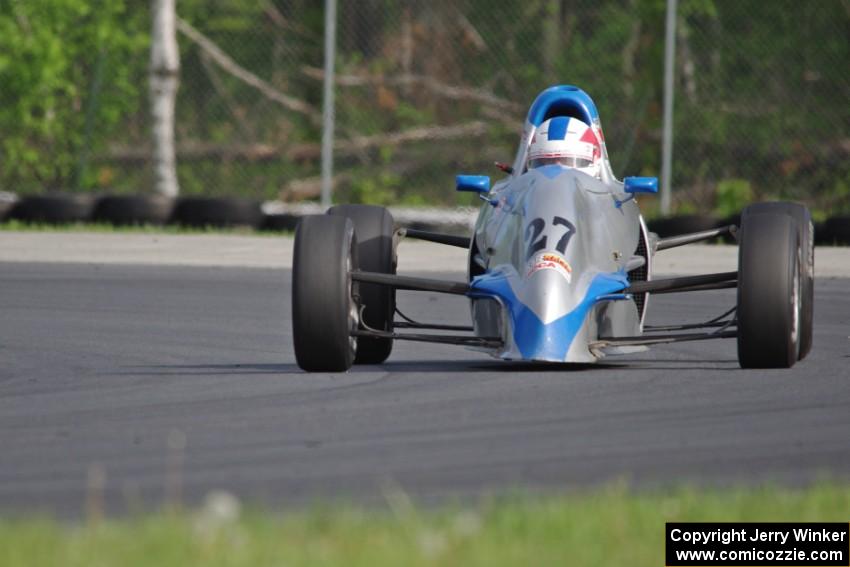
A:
[292,214,359,372]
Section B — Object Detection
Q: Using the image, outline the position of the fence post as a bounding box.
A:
[74,47,107,191]
[320,0,338,208]
[150,0,180,198]
[660,0,677,215]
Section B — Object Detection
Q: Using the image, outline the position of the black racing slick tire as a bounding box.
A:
[740,202,814,360]
[292,215,359,372]
[736,211,803,369]
[328,204,396,364]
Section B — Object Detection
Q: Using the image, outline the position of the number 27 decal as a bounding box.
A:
[525,216,576,259]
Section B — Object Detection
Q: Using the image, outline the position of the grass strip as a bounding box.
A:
[1,483,848,567]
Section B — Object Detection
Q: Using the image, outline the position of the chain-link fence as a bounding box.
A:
[670,0,850,218]
[328,0,850,216]
[2,0,848,218]
[110,1,328,200]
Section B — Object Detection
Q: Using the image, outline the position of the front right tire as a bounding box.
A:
[736,210,803,368]
[738,202,814,360]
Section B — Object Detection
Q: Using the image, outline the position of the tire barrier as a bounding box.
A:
[814,221,827,245]
[170,197,264,229]
[0,192,17,221]
[9,193,96,223]
[819,216,850,245]
[92,195,175,226]
[646,215,720,238]
[261,213,300,232]
[0,192,848,245]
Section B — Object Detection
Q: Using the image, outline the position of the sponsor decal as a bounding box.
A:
[527,251,572,282]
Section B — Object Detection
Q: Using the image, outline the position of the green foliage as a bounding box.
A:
[670,0,850,211]
[175,0,322,147]
[346,171,401,205]
[1,0,847,216]
[1,483,849,566]
[0,0,148,192]
[824,172,850,216]
[714,178,753,217]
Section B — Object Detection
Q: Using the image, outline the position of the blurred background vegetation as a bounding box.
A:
[1,0,848,218]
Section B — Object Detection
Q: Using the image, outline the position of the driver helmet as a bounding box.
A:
[527,116,601,178]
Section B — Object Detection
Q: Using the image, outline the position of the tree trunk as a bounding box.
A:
[150,0,180,197]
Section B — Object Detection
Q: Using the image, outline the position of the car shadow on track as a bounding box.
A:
[116,360,623,376]
[118,356,740,376]
[115,363,302,376]
[615,357,741,372]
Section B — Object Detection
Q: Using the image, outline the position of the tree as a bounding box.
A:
[0,0,147,192]
[150,0,180,197]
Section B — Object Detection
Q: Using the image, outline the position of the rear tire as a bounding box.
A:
[737,211,802,368]
[328,205,395,364]
[740,202,813,359]
[292,215,359,372]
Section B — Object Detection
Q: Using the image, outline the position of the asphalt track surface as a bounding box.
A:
[1,261,849,518]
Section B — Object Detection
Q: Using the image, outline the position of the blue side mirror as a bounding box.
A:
[624,176,658,194]
[456,175,491,194]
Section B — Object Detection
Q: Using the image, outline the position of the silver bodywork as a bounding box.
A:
[466,87,654,363]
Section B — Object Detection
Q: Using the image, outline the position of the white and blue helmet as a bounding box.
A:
[528,116,601,179]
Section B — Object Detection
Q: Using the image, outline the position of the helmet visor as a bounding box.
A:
[529,156,594,169]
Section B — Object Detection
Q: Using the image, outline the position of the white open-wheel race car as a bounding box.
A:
[292,85,814,372]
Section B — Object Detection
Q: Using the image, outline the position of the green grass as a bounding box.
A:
[1,483,848,567]
[0,219,290,236]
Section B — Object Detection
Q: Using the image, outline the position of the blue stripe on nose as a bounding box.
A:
[469,269,629,361]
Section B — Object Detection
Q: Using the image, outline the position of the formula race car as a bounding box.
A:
[291,85,814,371]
